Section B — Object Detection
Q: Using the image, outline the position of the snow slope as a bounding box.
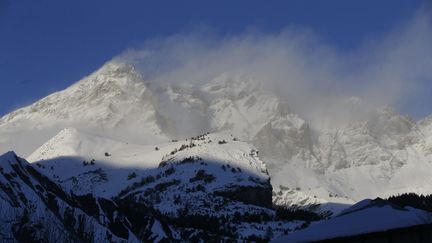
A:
[272,198,431,242]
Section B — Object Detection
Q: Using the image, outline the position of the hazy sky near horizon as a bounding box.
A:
[0,0,431,118]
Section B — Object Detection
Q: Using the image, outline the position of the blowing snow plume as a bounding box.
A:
[115,8,432,125]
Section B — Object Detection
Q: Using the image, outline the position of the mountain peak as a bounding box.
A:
[0,151,18,161]
[74,61,143,88]
[95,61,138,78]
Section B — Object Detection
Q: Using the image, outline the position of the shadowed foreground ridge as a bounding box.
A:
[317,224,432,243]
[0,140,326,242]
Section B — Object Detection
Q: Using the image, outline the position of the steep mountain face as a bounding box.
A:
[317,106,414,171]
[1,60,432,208]
[0,62,167,156]
[153,71,313,163]
[0,62,157,130]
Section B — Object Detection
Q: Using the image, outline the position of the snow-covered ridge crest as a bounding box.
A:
[27,128,271,198]
[158,133,269,180]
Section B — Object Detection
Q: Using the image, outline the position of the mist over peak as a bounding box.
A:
[112,9,432,121]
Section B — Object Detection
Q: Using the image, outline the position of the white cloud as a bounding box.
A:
[115,8,432,121]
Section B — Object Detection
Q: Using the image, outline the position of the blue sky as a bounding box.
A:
[0,0,429,117]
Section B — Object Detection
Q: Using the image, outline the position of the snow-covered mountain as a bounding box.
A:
[2,60,431,202]
[1,60,432,241]
[0,62,167,157]
[1,133,315,241]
